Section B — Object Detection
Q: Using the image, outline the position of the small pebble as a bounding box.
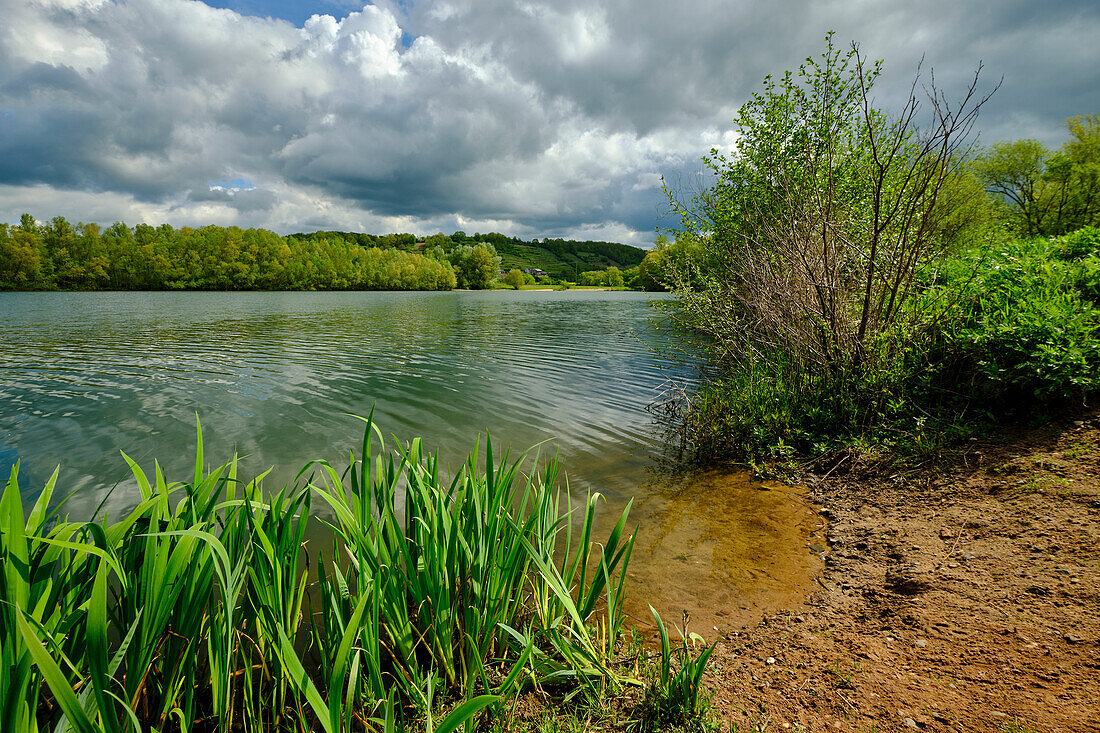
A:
[905,718,919,729]
[914,638,928,648]
[766,656,776,665]
[1065,634,1083,644]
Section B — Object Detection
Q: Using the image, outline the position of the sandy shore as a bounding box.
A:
[703,411,1100,732]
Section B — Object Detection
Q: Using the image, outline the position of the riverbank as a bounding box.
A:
[702,410,1100,732]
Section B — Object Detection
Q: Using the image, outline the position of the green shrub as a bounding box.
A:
[679,229,1100,461]
[504,268,526,289]
[917,234,1100,410]
[1052,226,1100,261]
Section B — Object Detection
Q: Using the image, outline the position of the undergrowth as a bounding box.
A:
[678,227,1100,464]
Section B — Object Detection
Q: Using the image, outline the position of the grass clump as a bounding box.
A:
[0,416,641,732]
[629,609,716,733]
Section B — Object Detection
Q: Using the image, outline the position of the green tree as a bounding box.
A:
[504,268,525,289]
[975,115,1100,235]
[424,233,454,251]
[664,33,993,450]
[449,244,500,289]
[578,270,607,286]
[974,139,1053,234]
[464,246,496,289]
[0,223,44,285]
[606,266,624,288]
[635,249,667,292]
[1058,114,1100,229]
[668,33,991,373]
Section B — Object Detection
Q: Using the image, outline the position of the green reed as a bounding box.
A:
[0,416,635,732]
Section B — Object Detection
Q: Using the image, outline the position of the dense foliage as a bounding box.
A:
[662,35,1099,462]
[1,420,641,732]
[391,231,646,280]
[0,216,457,291]
[917,227,1100,411]
[445,242,501,289]
[679,229,1100,459]
[504,268,526,289]
[577,266,625,287]
[0,216,649,292]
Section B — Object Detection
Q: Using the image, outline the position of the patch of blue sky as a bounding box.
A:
[210,178,256,190]
[202,0,369,26]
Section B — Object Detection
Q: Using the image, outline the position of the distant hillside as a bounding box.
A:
[291,230,648,279]
[494,239,646,279]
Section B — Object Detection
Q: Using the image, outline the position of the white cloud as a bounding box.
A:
[1,0,1098,242]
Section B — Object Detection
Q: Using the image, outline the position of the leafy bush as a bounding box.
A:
[916,234,1100,412]
[676,229,1100,460]
[660,34,995,460]
[504,268,525,289]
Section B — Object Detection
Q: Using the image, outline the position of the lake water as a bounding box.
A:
[1,290,820,630]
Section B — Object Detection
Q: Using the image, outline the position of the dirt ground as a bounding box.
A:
[705,411,1100,733]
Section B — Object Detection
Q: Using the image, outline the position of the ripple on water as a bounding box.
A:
[0,290,820,629]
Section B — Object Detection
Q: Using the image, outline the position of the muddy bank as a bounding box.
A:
[704,412,1100,733]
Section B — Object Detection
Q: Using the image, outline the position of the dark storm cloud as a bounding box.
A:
[1,0,1098,241]
[397,0,1099,145]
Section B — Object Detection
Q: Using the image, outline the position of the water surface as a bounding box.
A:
[1,290,819,630]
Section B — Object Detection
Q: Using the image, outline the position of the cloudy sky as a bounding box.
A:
[2,0,1098,244]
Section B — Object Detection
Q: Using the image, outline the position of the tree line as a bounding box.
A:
[0,215,653,292]
[292,229,647,268]
[0,216,514,291]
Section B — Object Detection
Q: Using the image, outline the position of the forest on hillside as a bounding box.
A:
[0,217,647,291]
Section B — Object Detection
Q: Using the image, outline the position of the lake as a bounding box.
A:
[1,290,820,630]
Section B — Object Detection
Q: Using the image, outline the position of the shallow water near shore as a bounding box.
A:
[2,289,819,629]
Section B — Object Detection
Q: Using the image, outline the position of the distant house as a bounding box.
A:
[522,268,549,278]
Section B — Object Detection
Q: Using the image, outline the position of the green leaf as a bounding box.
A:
[17,611,100,733]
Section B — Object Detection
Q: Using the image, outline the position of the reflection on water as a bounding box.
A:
[2,290,819,630]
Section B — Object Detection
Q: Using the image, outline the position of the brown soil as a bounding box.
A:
[705,411,1100,733]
